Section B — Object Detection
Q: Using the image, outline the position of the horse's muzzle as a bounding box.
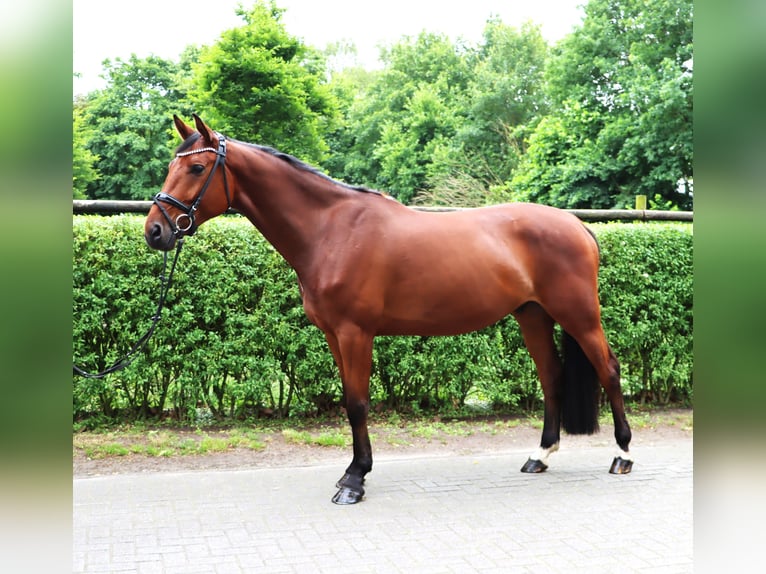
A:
[145,221,176,252]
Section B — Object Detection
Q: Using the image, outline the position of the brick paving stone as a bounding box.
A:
[74,439,692,573]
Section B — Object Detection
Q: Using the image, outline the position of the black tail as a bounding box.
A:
[561,331,600,435]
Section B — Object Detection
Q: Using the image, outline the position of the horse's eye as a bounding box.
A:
[190,164,205,175]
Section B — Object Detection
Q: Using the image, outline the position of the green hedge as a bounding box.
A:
[73,215,692,423]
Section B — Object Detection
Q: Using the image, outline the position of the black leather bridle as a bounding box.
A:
[152,133,231,238]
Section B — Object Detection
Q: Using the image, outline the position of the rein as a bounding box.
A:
[73,133,230,379]
[72,239,184,379]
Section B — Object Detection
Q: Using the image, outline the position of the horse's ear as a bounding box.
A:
[192,114,215,144]
[173,115,195,140]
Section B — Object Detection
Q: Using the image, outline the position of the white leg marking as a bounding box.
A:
[529,442,560,464]
[615,449,633,461]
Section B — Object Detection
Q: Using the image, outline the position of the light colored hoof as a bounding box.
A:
[609,456,633,474]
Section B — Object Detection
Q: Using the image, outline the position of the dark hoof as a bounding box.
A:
[332,486,364,505]
[333,472,365,504]
[521,458,548,473]
[335,472,365,489]
[609,456,633,474]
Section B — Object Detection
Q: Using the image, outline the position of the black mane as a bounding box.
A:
[240,140,382,196]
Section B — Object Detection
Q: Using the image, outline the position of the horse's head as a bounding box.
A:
[145,114,232,251]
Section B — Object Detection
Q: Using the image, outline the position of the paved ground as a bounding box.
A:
[73,438,692,573]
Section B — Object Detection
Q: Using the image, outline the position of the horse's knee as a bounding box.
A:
[345,398,369,427]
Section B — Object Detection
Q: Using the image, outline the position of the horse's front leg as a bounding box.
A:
[324,327,374,504]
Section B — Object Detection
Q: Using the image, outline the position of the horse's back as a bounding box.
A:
[388,202,598,272]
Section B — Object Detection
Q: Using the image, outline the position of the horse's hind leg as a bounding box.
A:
[513,303,564,473]
[558,318,633,474]
[536,227,633,473]
[324,325,374,504]
[575,327,633,473]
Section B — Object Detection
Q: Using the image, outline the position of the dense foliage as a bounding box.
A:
[187,2,337,164]
[76,54,195,200]
[510,0,693,209]
[73,216,692,424]
[73,0,692,210]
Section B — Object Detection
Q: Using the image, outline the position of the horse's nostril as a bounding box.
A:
[145,222,170,250]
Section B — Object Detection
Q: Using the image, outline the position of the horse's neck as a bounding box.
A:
[230,148,353,272]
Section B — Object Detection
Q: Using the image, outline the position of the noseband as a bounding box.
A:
[153,134,231,237]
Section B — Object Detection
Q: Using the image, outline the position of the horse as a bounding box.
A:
[145,114,633,505]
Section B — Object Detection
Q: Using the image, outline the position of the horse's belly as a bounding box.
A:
[375,250,530,336]
[376,285,523,336]
[376,312,509,337]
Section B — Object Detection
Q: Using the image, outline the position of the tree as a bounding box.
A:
[73,97,99,198]
[80,54,191,200]
[326,21,550,207]
[188,0,337,164]
[511,0,693,209]
[326,32,472,203]
[419,20,550,206]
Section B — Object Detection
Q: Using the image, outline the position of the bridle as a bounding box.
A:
[73,133,231,379]
[152,133,231,238]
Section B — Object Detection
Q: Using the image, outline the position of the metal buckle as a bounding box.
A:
[175,212,194,233]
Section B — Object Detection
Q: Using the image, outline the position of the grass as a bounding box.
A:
[73,406,692,460]
[281,428,348,447]
[75,428,267,459]
[621,407,693,431]
[404,420,473,442]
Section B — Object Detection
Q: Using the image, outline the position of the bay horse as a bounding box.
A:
[145,114,633,504]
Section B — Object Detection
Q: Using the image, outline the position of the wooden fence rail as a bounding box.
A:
[72,200,693,222]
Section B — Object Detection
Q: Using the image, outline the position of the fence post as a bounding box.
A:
[635,195,647,211]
